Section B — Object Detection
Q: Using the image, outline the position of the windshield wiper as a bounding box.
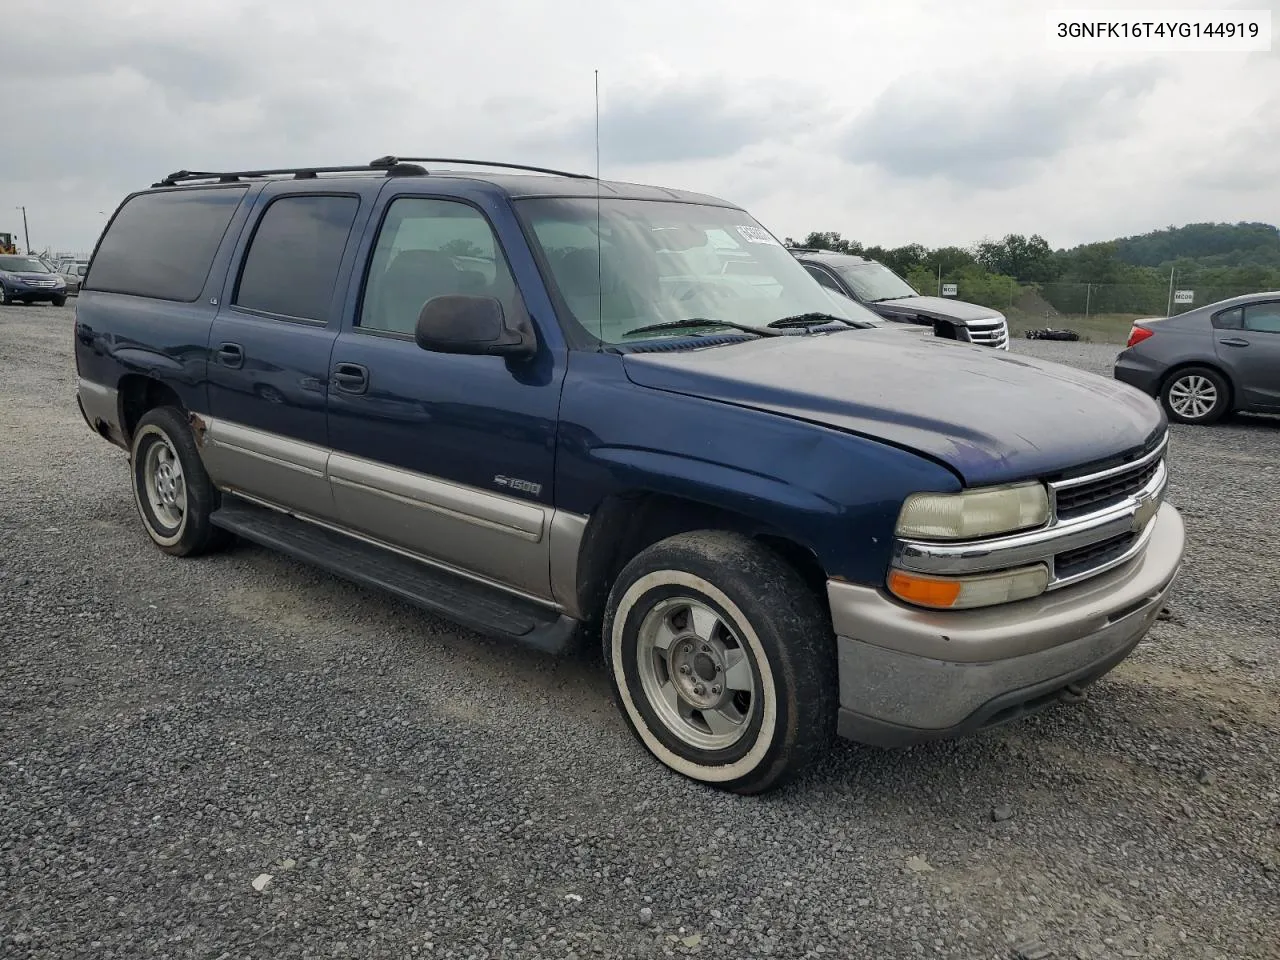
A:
[767,312,875,330]
[620,318,781,339]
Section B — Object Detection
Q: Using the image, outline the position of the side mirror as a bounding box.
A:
[414,295,537,358]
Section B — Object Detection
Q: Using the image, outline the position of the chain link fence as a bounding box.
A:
[1028,282,1254,319]
[911,279,1272,343]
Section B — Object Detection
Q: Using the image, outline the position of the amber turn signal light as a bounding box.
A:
[887,570,963,608]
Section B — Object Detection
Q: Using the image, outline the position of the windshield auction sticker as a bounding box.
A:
[735,225,780,245]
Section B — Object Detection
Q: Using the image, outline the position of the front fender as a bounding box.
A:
[555,352,961,588]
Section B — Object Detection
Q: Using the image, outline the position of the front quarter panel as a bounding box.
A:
[556,351,961,587]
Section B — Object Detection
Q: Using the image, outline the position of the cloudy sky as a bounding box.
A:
[5,0,1277,255]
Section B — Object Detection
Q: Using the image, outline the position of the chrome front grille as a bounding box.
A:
[1054,531,1138,580]
[965,317,1009,350]
[1053,457,1161,520]
[893,433,1169,591]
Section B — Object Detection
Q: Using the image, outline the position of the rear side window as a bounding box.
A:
[87,187,248,301]
[234,194,360,322]
[1243,301,1280,334]
[1211,307,1242,329]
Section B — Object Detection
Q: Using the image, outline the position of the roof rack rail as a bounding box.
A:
[370,156,594,179]
[151,156,591,189]
[152,161,430,188]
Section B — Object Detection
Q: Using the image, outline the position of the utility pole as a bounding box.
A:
[936,262,942,297]
[1165,266,1175,317]
[1085,283,1091,318]
[18,206,30,255]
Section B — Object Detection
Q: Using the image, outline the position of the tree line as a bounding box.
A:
[783,222,1280,316]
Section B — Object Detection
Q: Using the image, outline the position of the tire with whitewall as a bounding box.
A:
[130,406,231,557]
[602,530,837,794]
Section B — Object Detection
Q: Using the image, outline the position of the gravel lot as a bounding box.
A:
[2,303,1277,960]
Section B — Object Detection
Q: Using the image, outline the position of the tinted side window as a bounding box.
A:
[359,198,520,335]
[234,195,359,322]
[1243,302,1280,334]
[804,264,843,292]
[87,187,248,301]
[1212,307,1242,329]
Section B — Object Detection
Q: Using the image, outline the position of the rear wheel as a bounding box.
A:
[1161,366,1229,424]
[130,406,231,556]
[602,531,837,795]
[0,286,11,305]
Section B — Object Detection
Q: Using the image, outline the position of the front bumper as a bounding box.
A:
[4,284,65,302]
[828,502,1184,746]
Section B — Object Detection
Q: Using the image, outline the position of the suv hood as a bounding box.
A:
[872,295,1001,324]
[622,329,1164,487]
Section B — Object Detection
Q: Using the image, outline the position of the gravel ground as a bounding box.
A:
[2,304,1277,960]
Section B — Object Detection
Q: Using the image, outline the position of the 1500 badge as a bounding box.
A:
[494,475,542,496]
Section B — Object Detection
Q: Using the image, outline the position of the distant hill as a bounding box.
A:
[1085,222,1280,270]
[792,221,1280,320]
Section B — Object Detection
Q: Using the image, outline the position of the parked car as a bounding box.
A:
[1114,291,1280,424]
[0,254,68,306]
[74,157,1184,794]
[788,248,1010,349]
[56,259,90,295]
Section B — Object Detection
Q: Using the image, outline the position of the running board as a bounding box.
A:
[210,497,580,655]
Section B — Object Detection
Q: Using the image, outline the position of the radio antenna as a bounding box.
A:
[594,69,603,351]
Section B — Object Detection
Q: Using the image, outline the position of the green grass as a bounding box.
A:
[1005,310,1150,345]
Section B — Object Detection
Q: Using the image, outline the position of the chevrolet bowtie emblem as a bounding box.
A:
[1132,496,1158,533]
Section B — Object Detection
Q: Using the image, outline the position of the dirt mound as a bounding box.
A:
[1012,287,1061,319]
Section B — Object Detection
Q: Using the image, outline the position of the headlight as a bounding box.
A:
[895,482,1049,540]
[888,564,1049,609]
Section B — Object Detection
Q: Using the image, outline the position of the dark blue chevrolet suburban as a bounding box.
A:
[74,157,1185,794]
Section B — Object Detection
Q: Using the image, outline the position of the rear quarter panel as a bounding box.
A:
[74,186,260,427]
[1116,314,1222,394]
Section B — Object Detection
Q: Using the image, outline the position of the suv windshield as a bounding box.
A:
[517,198,882,343]
[831,260,919,302]
[0,256,50,273]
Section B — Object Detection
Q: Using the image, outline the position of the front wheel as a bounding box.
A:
[1161,366,1229,424]
[52,295,67,307]
[130,406,231,556]
[603,531,837,794]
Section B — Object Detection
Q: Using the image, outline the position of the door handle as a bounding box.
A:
[216,341,244,368]
[332,362,369,394]
[1217,337,1250,347]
